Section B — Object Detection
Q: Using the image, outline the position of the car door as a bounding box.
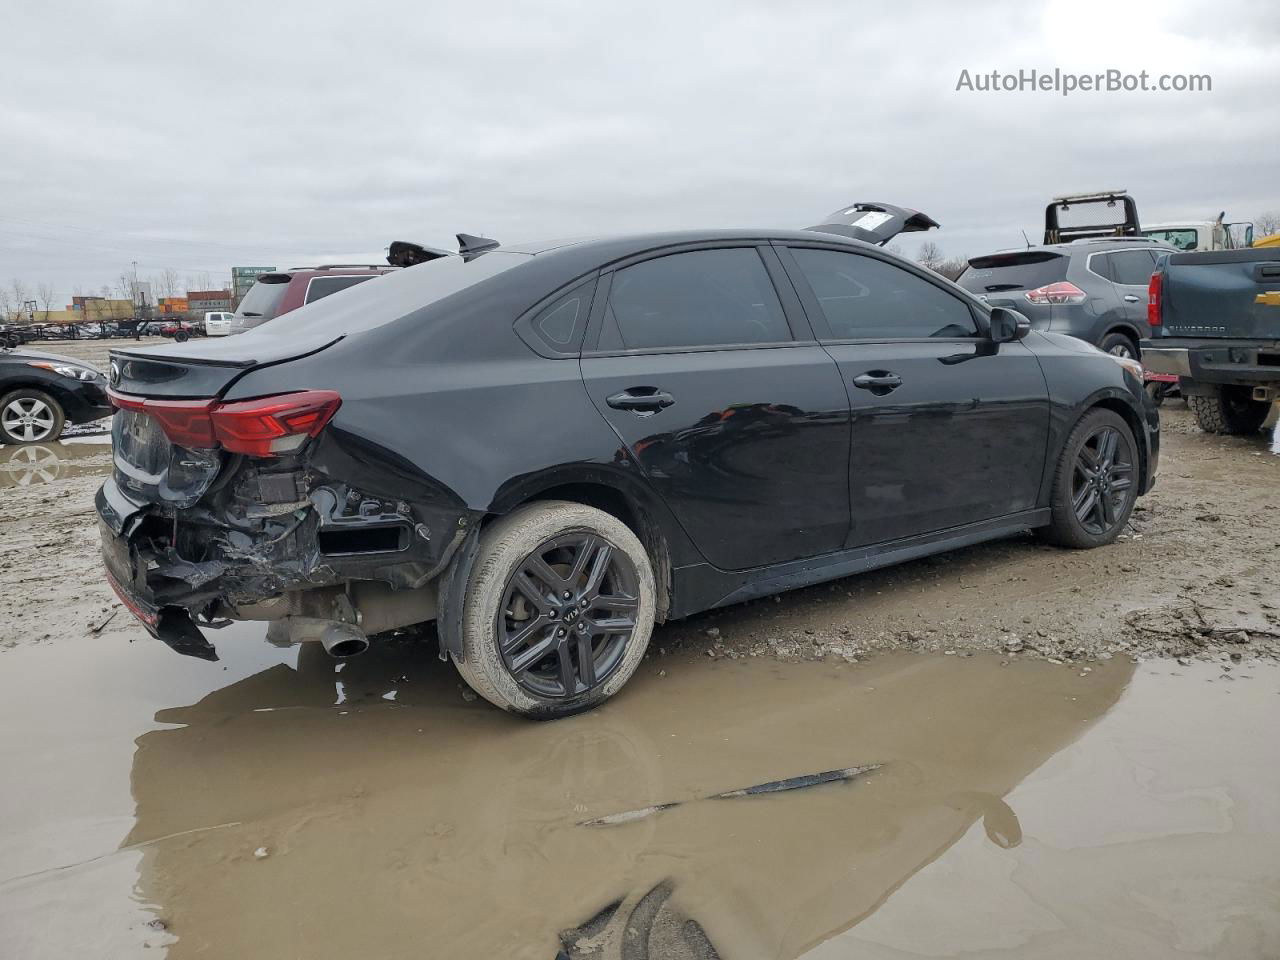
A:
[1105,248,1161,337]
[778,243,1051,548]
[579,244,851,571]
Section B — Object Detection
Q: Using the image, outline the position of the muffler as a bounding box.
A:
[319,622,370,658]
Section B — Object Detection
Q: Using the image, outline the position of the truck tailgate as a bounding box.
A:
[1161,249,1280,340]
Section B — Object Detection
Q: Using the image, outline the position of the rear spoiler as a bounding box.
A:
[805,201,939,246]
[1044,190,1141,244]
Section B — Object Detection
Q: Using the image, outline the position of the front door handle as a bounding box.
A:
[606,388,676,413]
[852,372,903,392]
[1123,294,1141,302]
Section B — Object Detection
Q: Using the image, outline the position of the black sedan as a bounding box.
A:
[1,347,111,444]
[97,202,1158,717]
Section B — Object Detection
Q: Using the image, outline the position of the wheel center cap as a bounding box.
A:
[563,608,578,624]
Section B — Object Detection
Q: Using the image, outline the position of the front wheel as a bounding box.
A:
[455,501,656,718]
[0,389,65,445]
[1188,386,1270,435]
[1039,408,1139,549]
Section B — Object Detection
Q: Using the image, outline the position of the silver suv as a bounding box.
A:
[957,238,1174,359]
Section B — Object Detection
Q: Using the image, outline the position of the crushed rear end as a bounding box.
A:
[97,340,472,660]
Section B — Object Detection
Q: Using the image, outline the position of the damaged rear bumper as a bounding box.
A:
[95,468,477,659]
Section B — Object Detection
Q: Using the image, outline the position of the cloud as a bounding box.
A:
[1,0,1277,303]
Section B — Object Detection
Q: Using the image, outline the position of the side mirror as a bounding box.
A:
[988,307,1031,343]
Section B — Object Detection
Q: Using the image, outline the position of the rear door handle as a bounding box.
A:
[1123,294,1141,302]
[852,372,903,391]
[606,388,676,413]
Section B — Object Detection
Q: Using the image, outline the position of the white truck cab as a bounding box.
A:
[204,311,235,336]
[1142,216,1254,252]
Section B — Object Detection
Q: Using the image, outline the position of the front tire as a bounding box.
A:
[1039,408,1139,549]
[1188,386,1270,435]
[455,501,656,718]
[0,389,65,445]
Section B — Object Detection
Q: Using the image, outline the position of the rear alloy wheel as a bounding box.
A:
[456,501,655,718]
[1188,385,1270,435]
[0,389,65,445]
[1040,408,1139,549]
[1099,332,1138,360]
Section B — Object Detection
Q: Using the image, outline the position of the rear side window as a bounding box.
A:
[1144,228,1198,251]
[1108,249,1160,286]
[234,277,290,320]
[791,248,978,340]
[304,274,377,304]
[958,251,1068,294]
[599,248,790,351]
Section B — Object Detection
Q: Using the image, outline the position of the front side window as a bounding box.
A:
[304,274,377,305]
[1108,249,1159,286]
[1143,228,1198,251]
[600,248,790,351]
[790,248,978,340]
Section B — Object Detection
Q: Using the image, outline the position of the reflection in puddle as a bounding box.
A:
[0,439,111,488]
[115,637,1131,960]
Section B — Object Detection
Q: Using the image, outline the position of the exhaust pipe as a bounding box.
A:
[320,622,370,659]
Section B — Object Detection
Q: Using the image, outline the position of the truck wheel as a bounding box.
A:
[1099,331,1139,359]
[1038,408,1139,549]
[454,501,656,719]
[1188,386,1269,435]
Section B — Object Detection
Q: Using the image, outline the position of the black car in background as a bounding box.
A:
[98,203,1159,717]
[0,347,110,444]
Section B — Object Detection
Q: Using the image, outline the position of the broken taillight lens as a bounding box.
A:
[108,389,341,457]
[1024,281,1087,304]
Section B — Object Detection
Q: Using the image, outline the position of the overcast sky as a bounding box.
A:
[2,0,1277,306]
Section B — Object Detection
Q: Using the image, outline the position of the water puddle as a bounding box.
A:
[0,438,112,488]
[0,628,1276,959]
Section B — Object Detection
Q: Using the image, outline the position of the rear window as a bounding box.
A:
[1143,228,1198,251]
[958,252,1067,294]
[303,274,378,304]
[247,252,527,339]
[234,276,291,321]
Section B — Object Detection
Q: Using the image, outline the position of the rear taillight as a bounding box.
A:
[211,392,343,457]
[108,389,341,457]
[1147,271,1163,326]
[1024,281,1086,305]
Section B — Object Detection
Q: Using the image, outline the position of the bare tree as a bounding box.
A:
[1256,211,1280,239]
[153,268,181,300]
[9,280,31,324]
[116,271,135,300]
[917,240,943,267]
[36,282,55,321]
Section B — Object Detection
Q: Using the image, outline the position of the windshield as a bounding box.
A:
[234,278,291,320]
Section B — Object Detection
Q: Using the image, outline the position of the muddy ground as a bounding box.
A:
[1,403,1279,959]
[2,404,1277,668]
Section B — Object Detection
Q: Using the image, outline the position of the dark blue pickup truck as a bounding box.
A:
[1142,247,1280,434]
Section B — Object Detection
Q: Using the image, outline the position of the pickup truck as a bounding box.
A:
[1142,248,1280,434]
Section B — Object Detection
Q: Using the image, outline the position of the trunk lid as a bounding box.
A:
[805,201,939,246]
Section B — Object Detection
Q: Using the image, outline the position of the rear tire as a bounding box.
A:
[1039,408,1139,549]
[0,389,65,445]
[454,501,655,719]
[1188,386,1269,435]
[1099,331,1139,359]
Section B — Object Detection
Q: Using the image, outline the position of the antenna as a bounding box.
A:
[1021,230,1032,249]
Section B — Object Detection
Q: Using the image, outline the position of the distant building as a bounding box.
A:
[187,289,233,317]
[71,297,136,321]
